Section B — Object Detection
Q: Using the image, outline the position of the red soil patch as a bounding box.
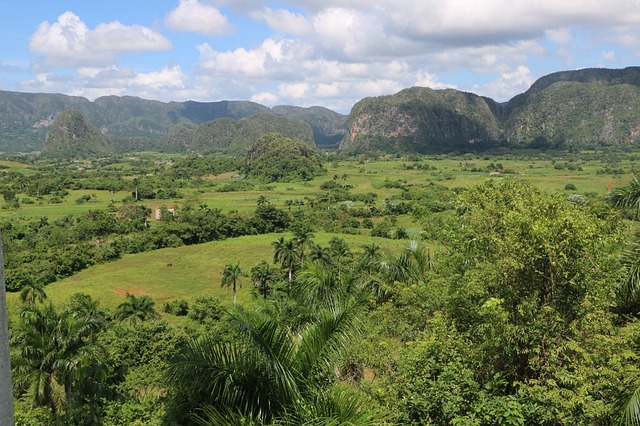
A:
[115,288,146,296]
[203,172,236,180]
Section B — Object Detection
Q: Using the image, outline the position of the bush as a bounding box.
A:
[188,296,224,323]
[564,183,577,191]
[163,299,189,316]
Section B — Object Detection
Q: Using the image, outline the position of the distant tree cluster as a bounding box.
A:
[244,133,325,182]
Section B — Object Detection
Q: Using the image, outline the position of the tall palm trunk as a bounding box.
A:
[0,233,15,425]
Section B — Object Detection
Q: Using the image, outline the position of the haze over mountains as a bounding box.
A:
[3,67,640,156]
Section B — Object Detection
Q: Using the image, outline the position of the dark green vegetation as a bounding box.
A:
[6,67,640,157]
[190,113,315,155]
[42,110,109,158]
[0,91,342,154]
[344,66,640,153]
[2,141,640,424]
[245,133,325,182]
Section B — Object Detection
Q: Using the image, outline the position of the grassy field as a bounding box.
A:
[5,232,410,315]
[3,151,638,318]
[0,153,633,219]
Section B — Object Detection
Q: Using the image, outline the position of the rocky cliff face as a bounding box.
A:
[42,109,109,157]
[0,91,344,153]
[341,67,640,153]
[341,87,501,153]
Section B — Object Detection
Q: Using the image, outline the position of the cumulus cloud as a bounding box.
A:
[29,12,171,67]
[415,72,457,90]
[252,7,311,36]
[17,0,640,112]
[196,38,308,79]
[473,65,535,101]
[251,91,279,105]
[165,0,233,35]
[602,50,616,61]
[20,64,193,102]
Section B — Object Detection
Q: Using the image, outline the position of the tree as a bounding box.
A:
[250,260,276,300]
[19,281,47,305]
[244,133,325,182]
[609,175,640,219]
[11,302,106,416]
[167,298,383,425]
[114,293,159,323]
[273,236,300,293]
[309,242,332,266]
[0,233,14,425]
[221,263,246,305]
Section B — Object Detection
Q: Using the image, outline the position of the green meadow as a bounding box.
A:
[2,150,637,313]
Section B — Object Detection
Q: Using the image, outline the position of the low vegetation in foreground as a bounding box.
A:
[3,146,640,425]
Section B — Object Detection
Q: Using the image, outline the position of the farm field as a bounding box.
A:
[0,151,634,219]
[4,148,640,425]
[5,231,410,314]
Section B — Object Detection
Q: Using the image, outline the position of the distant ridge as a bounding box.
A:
[0,90,343,153]
[343,66,640,153]
[4,66,640,155]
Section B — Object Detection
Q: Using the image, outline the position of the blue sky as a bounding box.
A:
[1,0,640,113]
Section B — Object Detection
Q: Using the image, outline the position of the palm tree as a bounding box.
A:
[19,281,47,305]
[616,236,640,314]
[329,237,352,280]
[308,242,332,266]
[168,298,383,425]
[221,263,246,305]
[295,262,350,307]
[609,175,640,219]
[273,237,300,292]
[0,233,14,424]
[11,302,106,416]
[114,293,159,323]
[293,227,314,265]
[250,260,275,300]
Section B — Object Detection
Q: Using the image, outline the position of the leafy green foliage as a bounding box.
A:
[42,109,110,158]
[245,133,325,182]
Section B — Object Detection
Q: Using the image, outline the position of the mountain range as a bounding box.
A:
[3,66,640,156]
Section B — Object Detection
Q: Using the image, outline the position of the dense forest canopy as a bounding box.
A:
[0,144,640,425]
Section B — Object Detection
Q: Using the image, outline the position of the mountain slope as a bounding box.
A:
[0,91,339,153]
[340,87,501,153]
[42,109,109,157]
[342,66,640,152]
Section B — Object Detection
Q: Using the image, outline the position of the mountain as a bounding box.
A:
[6,66,640,155]
[340,87,501,153]
[342,66,640,153]
[0,90,342,153]
[42,109,109,157]
[189,113,315,155]
[271,105,347,146]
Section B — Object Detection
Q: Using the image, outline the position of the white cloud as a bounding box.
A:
[473,65,535,101]
[546,28,572,45]
[165,0,233,35]
[196,38,307,79]
[278,82,310,99]
[602,50,616,61]
[415,72,457,90]
[29,12,171,67]
[253,7,311,36]
[251,91,279,105]
[133,64,186,89]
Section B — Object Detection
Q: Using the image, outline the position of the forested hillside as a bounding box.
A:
[6,67,640,155]
[1,148,640,424]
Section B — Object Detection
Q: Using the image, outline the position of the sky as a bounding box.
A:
[1,1,640,114]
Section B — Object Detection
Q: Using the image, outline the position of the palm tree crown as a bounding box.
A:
[221,262,247,305]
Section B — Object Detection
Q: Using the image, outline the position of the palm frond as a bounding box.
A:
[618,383,640,426]
[295,298,363,382]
